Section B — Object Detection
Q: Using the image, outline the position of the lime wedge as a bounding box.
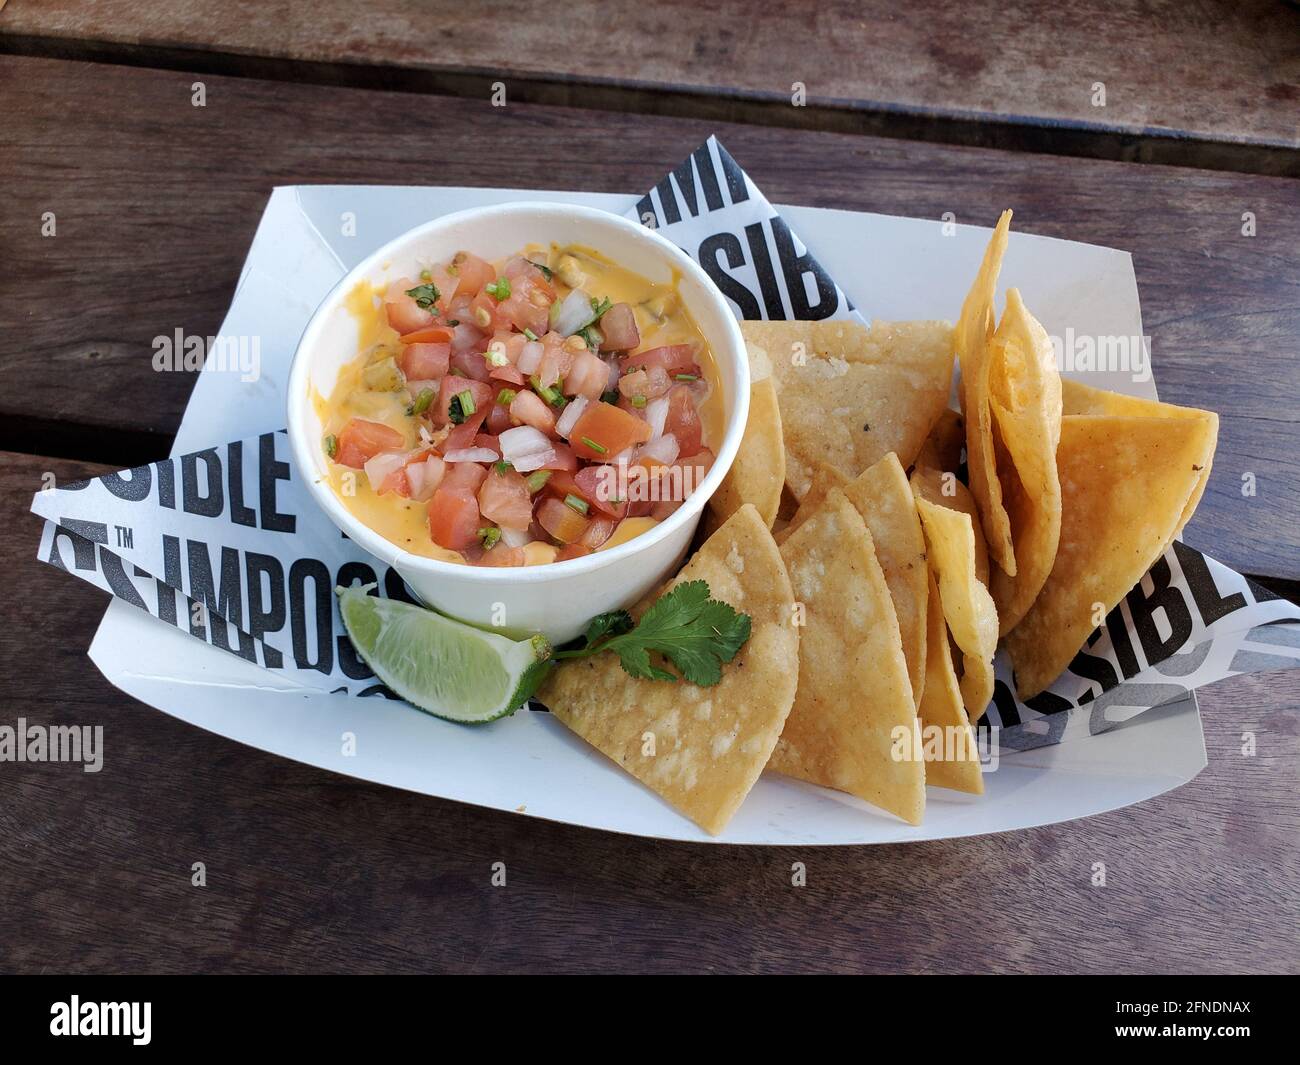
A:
[337,585,552,724]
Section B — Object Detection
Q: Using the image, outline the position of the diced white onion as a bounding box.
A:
[498,425,555,472]
[499,526,530,549]
[512,450,555,473]
[405,455,445,502]
[645,396,669,440]
[517,340,544,375]
[364,450,409,493]
[443,447,498,464]
[553,289,594,336]
[554,395,589,439]
[638,433,679,467]
[605,357,621,392]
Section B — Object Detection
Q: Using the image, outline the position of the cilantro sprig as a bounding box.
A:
[553,580,751,687]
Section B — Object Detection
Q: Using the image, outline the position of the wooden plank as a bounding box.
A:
[4,450,1298,973]
[2,0,1297,174]
[2,55,1297,578]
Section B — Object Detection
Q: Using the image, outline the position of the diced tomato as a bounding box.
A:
[623,344,697,376]
[537,334,574,389]
[384,278,437,335]
[433,379,494,428]
[379,467,411,498]
[536,496,590,545]
[598,303,639,352]
[574,465,628,519]
[473,433,500,457]
[442,408,488,452]
[334,418,405,469]
[509,389,557,434]
[489,363,527,386]
[660,448,715,501]
[540,442,578,472]
[428,481,483,551]
[663,385,702,456]
[479,544,526,567]
[542,469,581,499]
[398,324,454,345]
[565,350,609,400]
[450,251,496,296]
[426,265,459,306]
[503,255,556,298]
[450,348,492,381]
[469,291,507,333]
[498,280,551,338]
[579,516,616,549]
[554,543,591,562]
[486,402,512,435]
[478,467,534,531]
[651,498,683,521]
[400,342,450,380]
[443,461,488,493]
[568,402,653,461]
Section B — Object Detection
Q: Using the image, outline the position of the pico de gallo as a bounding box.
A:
[317,245,721,566]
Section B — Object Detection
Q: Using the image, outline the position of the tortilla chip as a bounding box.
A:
[917,571,983,793]
[958,652,995,724]
[1006,413,1219,697]
[911,474,998,721]
[958,210,1017,576]
[916,407,966,474]
[742,319,954,499]
[539,504,799,835]
[910,465,989,587]
[769,489,926,825]
[841,454,929,706]
[988,289,1063,634]
[708,375,785,531]
[1060,377,1216,541]
[774,462,850,545]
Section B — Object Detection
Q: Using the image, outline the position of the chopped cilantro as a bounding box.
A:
[405,282,440,311]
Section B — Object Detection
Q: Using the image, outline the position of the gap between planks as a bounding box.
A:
[0,33,1296,179]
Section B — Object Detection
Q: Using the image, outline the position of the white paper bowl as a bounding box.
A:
[287,202,749,643]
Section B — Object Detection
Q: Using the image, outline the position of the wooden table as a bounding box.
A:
[2,2,1297,974]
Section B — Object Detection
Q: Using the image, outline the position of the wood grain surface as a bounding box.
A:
[4,452,1298,974]
[2,0,1297,174]
[2,8,1298,975]
[2,54,1297,580]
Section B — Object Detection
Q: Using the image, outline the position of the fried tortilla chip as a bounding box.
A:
[841,454,929,706]
[742,320,954,500]
[958,210,1016,576]
[1006,413,1219,697]
[958,652,995,725]
[916,407,966,474]
[708,370,785,531]
[774,462,850,545]
[910,465,989,587]
[918,571,983,793]
[539,504,799,835]
[988,289,1063,634]
[770,490,926,825]
[1060,377,1217,541]
[911,473,999,721]
[776,455,928,704]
